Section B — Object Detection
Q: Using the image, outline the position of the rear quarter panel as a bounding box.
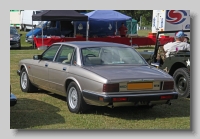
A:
[68,66,107,93]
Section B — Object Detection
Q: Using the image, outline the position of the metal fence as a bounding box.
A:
[138,26,152,30]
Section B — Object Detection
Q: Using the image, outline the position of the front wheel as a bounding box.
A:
[20,68,38,93]
[18,42,21,50]
[66,82,89,113]
[173,68,190,98]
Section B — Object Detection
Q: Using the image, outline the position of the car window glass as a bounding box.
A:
[81,46,147,66]
[81,47,101,65]
[42,45,60,61]
[10,28,18,35]
[55,45,75,64]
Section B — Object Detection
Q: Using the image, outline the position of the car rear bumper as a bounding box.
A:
[82,91,178,107]
[10,93,17,106]
[10,41,20,48]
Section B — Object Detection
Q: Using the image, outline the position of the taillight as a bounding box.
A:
[163,81,174,90]
[160,95,173,100]
[113,97,127,102]
[103,83,119,92]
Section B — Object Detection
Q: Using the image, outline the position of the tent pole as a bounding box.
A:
[42,21,44,48]
[131,19,132,46]
[116,22,117,35]
[74,21,76,38]
[32,19,34,49]
[86,21,89,41]
[60,21,61,35]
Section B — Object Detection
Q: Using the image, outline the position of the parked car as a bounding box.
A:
[10,85,17,106]
[26,21,74,43]
[10,26,22,49]
[17,41,178,113]
[139,30,190,98]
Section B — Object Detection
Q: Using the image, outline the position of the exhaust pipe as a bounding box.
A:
[166,100,171,105]
[107,103,114,108]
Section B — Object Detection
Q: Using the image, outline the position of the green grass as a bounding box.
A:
[19,30,32,47]
[10,30,190,129]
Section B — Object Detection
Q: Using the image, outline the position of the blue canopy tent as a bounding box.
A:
[86,10,132,21]
[74,10,133,44]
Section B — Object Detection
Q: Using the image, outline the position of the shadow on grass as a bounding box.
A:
[85,98,190,120]
[10,46,35,50]
[10,98,65,129]
[20,46,35,50]
[40,90,190,120]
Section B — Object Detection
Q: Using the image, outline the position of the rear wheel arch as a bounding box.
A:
[20,64,29,74]
[169,62,187,76]
[65,78,82,93]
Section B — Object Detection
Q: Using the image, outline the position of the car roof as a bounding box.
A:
[54,41,130,48]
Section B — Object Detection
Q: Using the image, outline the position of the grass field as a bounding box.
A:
[10,30,190,129]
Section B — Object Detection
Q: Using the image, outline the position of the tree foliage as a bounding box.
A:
[116,10,153,26]
[75,10,153,26]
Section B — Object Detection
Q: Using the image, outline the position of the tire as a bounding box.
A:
[20,68,38,93]
[66,81,89,113]
[173,68,190,98]
[18,41,21,50]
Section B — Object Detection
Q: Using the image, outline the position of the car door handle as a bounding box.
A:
[63,67,66,71]
[45,63,48,67]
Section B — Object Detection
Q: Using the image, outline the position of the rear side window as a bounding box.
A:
[55,45,75,64]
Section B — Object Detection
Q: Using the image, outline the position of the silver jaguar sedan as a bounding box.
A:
[17,41,178,113]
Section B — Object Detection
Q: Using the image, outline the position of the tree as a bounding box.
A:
[116,10,153,26]
[76,10,153,26]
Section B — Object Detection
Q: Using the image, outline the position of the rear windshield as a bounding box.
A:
[81,46,147,66]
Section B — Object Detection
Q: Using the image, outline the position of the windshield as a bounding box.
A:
[10,27,18,35]
[81,46,147,66]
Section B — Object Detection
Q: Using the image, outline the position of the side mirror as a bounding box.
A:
[33,55,42,60]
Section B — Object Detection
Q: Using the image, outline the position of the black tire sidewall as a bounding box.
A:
[173,68,190,98]
[18,41,21,49]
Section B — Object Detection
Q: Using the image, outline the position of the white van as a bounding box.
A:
[20,10,43,31]
[10,10,21,28]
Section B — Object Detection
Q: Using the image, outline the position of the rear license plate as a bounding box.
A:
[127,82,153,90]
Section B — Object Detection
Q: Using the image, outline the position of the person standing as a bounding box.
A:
[118,23,128,37]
